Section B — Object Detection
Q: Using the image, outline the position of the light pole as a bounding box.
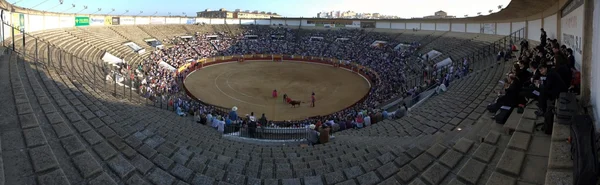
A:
[151,11,158,16]
[31,0,50,9]
[135,11,143,16]
[168,12,171,17]
[182,12,186,17]
[76,5,88,14]
[62,4,75,13]
[120,10,129,16]
[46,0,63,13]
[93,8,101,14]
[106,8,115,15]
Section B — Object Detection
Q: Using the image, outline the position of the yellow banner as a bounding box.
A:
[178,63,192,73]
[104,16,112,25]
[11,13,24,33]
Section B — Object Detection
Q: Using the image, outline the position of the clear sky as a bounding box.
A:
[11,0,512,18]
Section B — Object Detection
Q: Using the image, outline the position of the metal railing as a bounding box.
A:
[223,124,313,141]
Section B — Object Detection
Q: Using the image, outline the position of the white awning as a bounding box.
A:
[180,36,193,39]
[436,57,453,69]
[101,52,125,66]
[158,61,176,72]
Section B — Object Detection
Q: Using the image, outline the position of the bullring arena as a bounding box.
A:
[0,0,598,185]
[184,60,370,121]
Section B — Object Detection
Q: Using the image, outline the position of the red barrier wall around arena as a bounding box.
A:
[180,55,377,120]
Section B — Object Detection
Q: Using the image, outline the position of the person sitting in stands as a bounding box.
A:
[354,114,364,128]
[318,125,330,144]
[570,71,580,94]
[535,63,568,116]
[364,113,372,127]
[217,117,225,133]
[345,119,353,130]
[307,124,319,146]
[206,112,213,126]
[339,119,347,131]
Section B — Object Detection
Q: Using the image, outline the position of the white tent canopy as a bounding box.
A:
[101,52,125,66]
[335,38,350,41]
[436,57,453,69]
[158,61,176,72]
[422,50,443,61]
[310,36,324,41]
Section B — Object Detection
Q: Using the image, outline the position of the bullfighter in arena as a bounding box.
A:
[272,89,278,98]
[283,93,288,103]
[311,92,315,107]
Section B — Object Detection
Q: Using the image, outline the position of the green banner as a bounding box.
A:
[315,23,324,27]
[335,24,345,28]
[75,16,90,26]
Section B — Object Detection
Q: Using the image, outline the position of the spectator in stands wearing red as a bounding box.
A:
[570,71,581,94]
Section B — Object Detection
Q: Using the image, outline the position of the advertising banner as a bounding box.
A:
[561,0,584,70]
[28,15,44,32]
[240,19,254,25]
[211,18,225,24]
[165,17,179,24]
[45,16,59,30]
[1,10,11,40]
[192,18,204,24]
[104,16,112,25]
[121,17,134,25]
[11,13,24,32]
[186,18,195,24]
[75,16,90,26]
[134,17,149,25]
[348,21,361,28]
[482,23,496,34]
[110,17,119,25]
[150,17,165,24]
[59,16,73,28]
[90,16,104,26]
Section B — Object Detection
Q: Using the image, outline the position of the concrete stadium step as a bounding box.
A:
[4,51,74,184]
[11,25,534,185]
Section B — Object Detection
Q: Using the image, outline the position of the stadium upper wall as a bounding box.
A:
[0,0,577,44]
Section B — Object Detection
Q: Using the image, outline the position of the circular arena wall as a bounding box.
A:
[182,55,373,121]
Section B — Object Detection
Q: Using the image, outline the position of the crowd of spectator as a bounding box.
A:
[487,28,581,132]
[135,25,455,135]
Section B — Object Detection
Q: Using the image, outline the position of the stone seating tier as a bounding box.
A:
[0,25,553,185]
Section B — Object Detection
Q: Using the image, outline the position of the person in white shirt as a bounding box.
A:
[217,117,225,133]
[248,112,256,123]
[206,113,213,126]
[364,115,371,127]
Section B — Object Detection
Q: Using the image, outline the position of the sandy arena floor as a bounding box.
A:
[184,61,371,121]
